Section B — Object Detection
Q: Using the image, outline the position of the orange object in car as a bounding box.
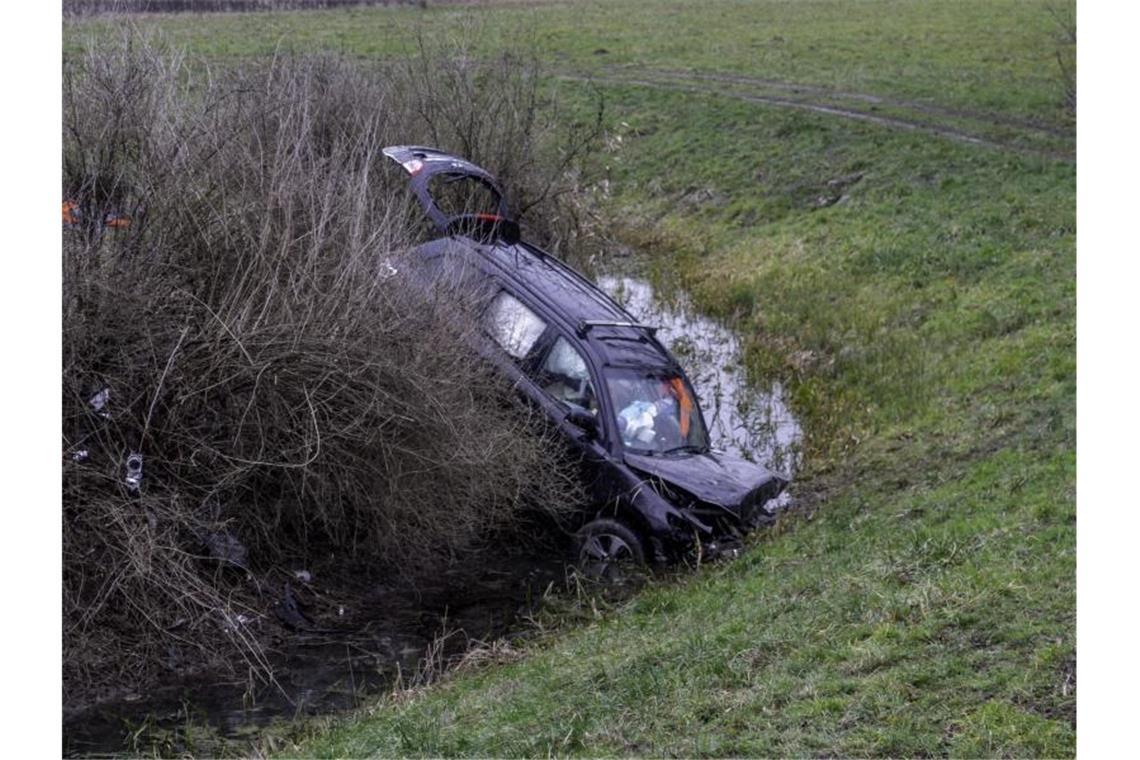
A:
[668,377,693,437]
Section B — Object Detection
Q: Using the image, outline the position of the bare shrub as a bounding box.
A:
[387,23,606,262]
[63,30,587,698]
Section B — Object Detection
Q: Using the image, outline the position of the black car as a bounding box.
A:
[384,145,788,575]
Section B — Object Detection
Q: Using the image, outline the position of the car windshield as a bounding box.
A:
[605,368,709,453]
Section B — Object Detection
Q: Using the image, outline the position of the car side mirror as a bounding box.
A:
[566,407,598,437]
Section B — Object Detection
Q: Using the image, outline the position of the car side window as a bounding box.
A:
[486,291,546,360]
[539,337,598,415]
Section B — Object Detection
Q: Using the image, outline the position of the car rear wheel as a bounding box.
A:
[573,518,645,581]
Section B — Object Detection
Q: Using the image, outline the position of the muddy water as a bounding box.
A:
[63,558,567,757]
[598,275,802,477]
[64,274,802,757]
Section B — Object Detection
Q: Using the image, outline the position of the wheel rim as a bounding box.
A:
[578,531,635,580]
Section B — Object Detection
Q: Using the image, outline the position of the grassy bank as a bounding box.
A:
[295,91,1075,756]
[67,1,1075,755]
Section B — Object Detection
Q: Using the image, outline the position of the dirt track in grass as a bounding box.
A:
[560,66,1074,161]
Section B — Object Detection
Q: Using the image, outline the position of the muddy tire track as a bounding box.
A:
[560,68,1074,161]
[646,68,1071,138]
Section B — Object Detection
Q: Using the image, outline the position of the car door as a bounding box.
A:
[529,333,613,500]
[481,288,612,501]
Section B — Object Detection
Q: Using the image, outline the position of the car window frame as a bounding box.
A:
[479,287,619,450]
[603,365,711,454]
[533,334,600,415]
[426,172,505,220]
[530,331,619,446]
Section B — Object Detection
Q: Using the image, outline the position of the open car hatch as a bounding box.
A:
[382,145,519,243]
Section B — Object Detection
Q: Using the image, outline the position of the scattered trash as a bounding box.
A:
[62,199,80,226]
[70,449,89,463]
[293,569,312,583]
[124,452,144,494]
[63,199,132,229]
[378,258,399,280]
[102,211,131,229]
[89,387,111,419]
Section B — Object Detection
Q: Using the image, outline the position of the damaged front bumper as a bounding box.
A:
[620,468,789,563]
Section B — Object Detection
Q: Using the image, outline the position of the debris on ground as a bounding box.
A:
[124,453,144,494]
[89,387,111,419]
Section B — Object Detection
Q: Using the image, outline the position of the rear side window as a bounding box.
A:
[486,291,546,359]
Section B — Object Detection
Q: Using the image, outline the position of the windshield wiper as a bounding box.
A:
[661,444,709,455]
[625,446,658,456]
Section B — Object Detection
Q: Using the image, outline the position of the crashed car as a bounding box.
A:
[384,145,788,576]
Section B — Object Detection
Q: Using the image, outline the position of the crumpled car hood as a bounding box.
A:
[624,449,787,514]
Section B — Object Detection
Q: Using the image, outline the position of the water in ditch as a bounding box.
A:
[598,274,802,478]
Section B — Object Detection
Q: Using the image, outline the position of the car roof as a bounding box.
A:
[414,237,680,371]
[387,145,681,373]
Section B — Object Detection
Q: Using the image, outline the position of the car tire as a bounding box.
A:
[573,518,645,581]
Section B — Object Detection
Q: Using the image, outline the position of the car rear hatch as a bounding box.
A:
[382,145,518,242]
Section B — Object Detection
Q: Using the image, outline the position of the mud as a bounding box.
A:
[63,555,568,756]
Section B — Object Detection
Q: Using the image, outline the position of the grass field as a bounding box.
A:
[66,1,1076,755]
[78,0,1073,128]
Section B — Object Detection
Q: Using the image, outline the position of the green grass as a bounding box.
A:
[74,0,1073,129]
[67,1,1075,755]
[297,446,1074,757]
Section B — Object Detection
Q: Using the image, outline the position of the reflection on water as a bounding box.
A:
[599,275,802,476]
